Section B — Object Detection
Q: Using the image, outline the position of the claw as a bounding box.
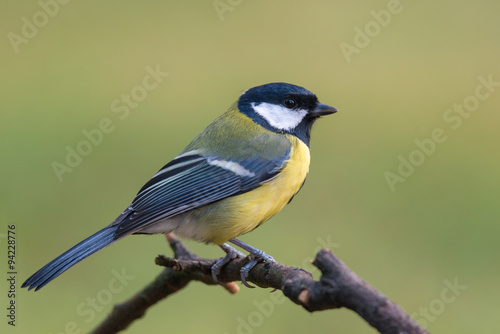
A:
[212,243,245,284]
[212,239,276,288]
[240,259,259,288]
[230,239,276,288]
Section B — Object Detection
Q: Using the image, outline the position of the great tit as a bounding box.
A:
[22,82,337,291]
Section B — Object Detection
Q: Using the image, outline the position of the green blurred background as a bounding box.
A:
[1,1,499,333]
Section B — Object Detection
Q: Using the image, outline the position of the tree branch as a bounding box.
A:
[91,234,428,334]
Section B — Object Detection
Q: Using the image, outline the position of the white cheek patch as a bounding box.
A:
[251,102,307,131]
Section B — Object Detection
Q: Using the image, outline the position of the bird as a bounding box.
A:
[22,82,337,291]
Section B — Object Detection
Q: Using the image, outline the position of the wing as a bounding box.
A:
[113,148,290,238]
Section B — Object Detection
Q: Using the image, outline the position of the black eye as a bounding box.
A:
[283,99,296,109]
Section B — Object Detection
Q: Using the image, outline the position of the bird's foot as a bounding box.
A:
[230,239,276,288]
[212,243,245,284]
[212,240,276,288]
[239,251,275,288]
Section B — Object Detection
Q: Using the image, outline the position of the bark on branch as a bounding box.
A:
[91,234,428,334]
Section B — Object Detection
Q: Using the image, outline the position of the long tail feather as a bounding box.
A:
[22,225,118,291]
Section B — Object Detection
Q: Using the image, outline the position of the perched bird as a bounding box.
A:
[22,82,337,291]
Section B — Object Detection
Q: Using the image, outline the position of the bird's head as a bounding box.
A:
[237,82,337,146]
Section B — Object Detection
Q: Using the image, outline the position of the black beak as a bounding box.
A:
[310,103,338,117]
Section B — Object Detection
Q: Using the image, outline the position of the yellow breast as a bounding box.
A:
[174,135,311,244]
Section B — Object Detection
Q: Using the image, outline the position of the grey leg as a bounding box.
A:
[229,238,275,288]
[211,243,245,283]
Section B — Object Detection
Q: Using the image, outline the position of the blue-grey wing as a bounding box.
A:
[113,149,290,238]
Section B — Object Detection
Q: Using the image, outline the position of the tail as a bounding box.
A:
[22,225,118,291]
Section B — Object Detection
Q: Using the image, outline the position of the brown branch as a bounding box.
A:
[91,234,428,334]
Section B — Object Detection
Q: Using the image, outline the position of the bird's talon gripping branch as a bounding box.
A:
[240,252,276,288]
[213,241,276,288]
[212,243,246,284]
[234,241,276,288]
[240,259,259,288]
